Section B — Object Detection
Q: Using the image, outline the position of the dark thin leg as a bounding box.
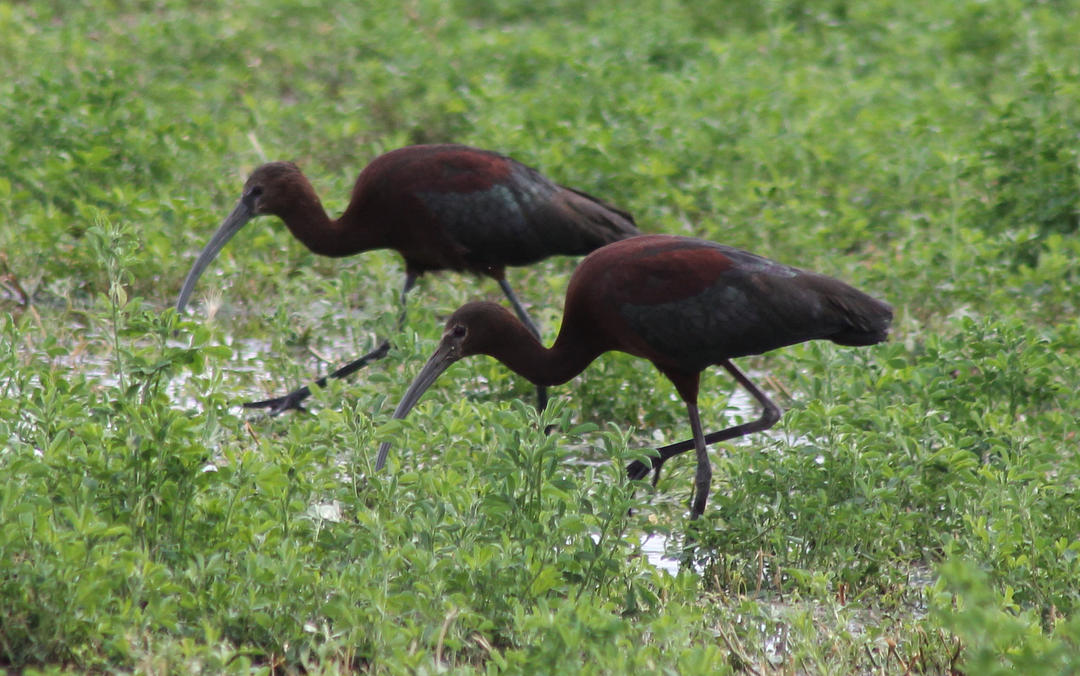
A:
[243,273,418,415]
[396,272,418,328]
[686,402,712,520]
[497,278,548,413]
[626,360,783,485]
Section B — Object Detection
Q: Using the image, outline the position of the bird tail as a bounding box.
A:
[828,293,894,346]
[558,184,640,242]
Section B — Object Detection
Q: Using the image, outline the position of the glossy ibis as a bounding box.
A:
[175,144,639,414]
[376,234,892,520]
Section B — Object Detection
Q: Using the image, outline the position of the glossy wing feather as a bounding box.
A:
[565,236,891,374]
[546,183,639,248]
[416,160,638,268]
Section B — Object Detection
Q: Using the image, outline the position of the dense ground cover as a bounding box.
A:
[2,0,1079,672]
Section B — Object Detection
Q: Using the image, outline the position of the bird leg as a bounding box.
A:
[626,360,783,488]
[396,272,418,328]
[686,402,712,520]
[241,341,391,414]
[497,278,549,414]
[242,273,418,415]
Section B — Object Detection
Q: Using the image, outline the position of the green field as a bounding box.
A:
[2,0,1080,673]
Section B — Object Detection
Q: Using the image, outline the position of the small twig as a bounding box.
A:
[69,337,90,361]
[434,608,459,667]
[863,644,879,670]
[247,131,267,163]
[0,277,28,306]
[755,549,765,595]
[764,373,793,400]
[774,557,783,602]
[0,253,29,307]
[943,630,963,676]
[715,623,761,676]
[244,420,263,449]
[26,304,43,331]
[305,344,335,364]
[472,632,495,657]
[884,637,900,671]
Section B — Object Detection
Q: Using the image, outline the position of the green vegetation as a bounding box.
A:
[2,0,1079,672]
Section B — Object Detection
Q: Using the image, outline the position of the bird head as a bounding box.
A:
[441,302,519,357]
[175,162,307,313]
[238,162,306,217]
[374,301,515,470]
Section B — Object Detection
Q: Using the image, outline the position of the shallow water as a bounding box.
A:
[639,532,682,575]
[61,318,820,584]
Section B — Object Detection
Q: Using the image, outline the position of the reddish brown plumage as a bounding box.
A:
[237,144,639,275]
[378,235,893,520]
[175,144,639,414]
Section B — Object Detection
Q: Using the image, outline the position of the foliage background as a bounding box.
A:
[1,0,1079,672]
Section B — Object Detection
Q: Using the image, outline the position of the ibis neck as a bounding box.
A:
[277,199,384,258]
[482,321,600,388]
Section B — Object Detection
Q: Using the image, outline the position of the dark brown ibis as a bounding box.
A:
[376,234,892,520]
[175,144,639,413]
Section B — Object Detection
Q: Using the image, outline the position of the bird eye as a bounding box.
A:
[451,325,467,338]
[248,185,264,198]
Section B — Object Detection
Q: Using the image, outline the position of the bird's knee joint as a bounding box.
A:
[762,403,783,429]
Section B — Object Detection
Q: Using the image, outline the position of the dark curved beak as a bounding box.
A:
[175,199,254,313]
[374,340,460,471]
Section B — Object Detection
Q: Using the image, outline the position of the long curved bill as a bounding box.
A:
[374,340,460,471]
[175,199,254,313]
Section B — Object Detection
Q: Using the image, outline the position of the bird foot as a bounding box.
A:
[626,459,651,482]
[242,389,310,416]
[625,456,663,485]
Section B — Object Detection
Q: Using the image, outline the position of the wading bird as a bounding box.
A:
[377,234,892,520]
[175,144,639,414]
